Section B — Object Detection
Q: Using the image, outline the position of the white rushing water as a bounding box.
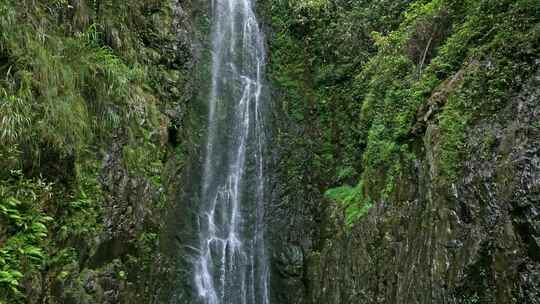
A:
[193,0,269,303]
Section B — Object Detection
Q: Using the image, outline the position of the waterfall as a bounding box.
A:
[193,0,270,303]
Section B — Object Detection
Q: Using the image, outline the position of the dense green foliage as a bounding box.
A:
[1,0,539,301]
[269,0,539,221]
[0,0,183,302]
[0,0,163,170]
[0,173,52,299]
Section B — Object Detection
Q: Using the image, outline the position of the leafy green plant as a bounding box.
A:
[0,92,30,144]
[325,181,373,226]
[0,172,53,302]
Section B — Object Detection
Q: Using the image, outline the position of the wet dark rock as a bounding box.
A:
[31,0,198,303]
[271,66,540,303]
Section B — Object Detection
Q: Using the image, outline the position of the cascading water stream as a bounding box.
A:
[193,0,269,303]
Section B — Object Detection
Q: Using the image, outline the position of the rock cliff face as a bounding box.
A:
[301,67,540,304]
[273,60,540,304]
[269,66,540,304]
[49,1,198,302]
[52,1,201,303]
[0,0,200,303]
[263,1,540,303]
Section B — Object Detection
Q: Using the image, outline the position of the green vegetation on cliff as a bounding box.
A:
[269,0,539,219]
[0,0,192,302]
[269,0,540,303]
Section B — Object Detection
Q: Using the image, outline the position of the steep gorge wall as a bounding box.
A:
[0,0,202,303]
[264,1,540,303]
[305,67,540,304]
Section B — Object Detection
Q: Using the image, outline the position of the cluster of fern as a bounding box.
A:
[0,171,53,302]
